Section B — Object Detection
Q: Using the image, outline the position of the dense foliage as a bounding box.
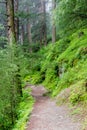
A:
[27,28,87,104]
[55,0,87,37]
[0,45,33,129]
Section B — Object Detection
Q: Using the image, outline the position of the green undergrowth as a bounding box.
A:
[12,88,34,130]
[27,28,87,105]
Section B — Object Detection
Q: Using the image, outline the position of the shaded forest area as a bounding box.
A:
[0,0,87,129]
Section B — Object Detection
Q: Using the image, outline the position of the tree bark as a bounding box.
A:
[41,0,47,46]
[27,7,32,52]
[6,0,23,100]
[6,0,16,44]
[20,24,24,44]
[52,0,56,43]
[14,0,19,41]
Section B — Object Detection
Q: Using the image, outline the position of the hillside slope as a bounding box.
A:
[27,29,87,95]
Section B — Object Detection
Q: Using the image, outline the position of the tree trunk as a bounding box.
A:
[41,0,47,46]
[6,0,16,44]
[6,0,23,100]
[16,66,23,97]
[52,0,56,43]
[14,0,19,41]
[27,7,32,52]
[20,24,24,44]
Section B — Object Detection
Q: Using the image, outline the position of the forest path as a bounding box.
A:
[26,85,81,130]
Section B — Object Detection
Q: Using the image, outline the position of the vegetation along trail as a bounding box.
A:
[26,86,81,130]
[0,0,87,129]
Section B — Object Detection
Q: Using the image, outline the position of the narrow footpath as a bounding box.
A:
[26,86,81,130]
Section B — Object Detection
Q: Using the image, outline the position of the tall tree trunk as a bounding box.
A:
[52,0,56,43]
[6,1,16,124]
[6,0,23,98]
[41,0,47,46]
[20,24,24,44]
[6,0,16,44]
[14,0,19,41]
[27,7,32,52]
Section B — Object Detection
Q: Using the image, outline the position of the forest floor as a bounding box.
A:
[26,85,81,130]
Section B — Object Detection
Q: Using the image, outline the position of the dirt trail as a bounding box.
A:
[26,86,81,130]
